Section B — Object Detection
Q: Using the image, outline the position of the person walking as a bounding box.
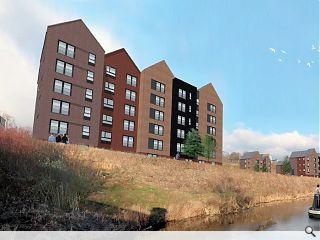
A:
[56,134,62,143]
[48,133,56,143]
[62,134,69,144]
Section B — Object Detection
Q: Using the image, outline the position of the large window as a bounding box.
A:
[84,107,91,120]
[177,115,185,125]
[104,98,114,109]
[207,103,216,113]
[150,94,165,107]
[85,89,93,101]
[207,126,216,135]
[126,89,136,101]
[178,102,186,112]
[54,79,71,96]
[207,115,216,124]
[149,123,164,136]
[177,129,185,139]
[106,66,116,77]
[127,74,137,87]
[123,136,134,148]
[51,99,69,115]
[178,89,186,99]
[177,143,184,153]
[123,120,135,131]
[151,79,165,93]
[105,82,115,93]
[49,120,68,134]
[124,104,135,116]
[102,114,113,125]
[149,108,164,121]
[88,53,96,66]
[56,60,73,77]
[87,71,94,83]
[148,138,163,151]
[82,126,90,139]
[58,40,75,58]
[101,131,112,142]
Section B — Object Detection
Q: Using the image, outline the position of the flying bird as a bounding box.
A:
[281,50,287,54]
[307,62,311,68]
[269,48,276,53]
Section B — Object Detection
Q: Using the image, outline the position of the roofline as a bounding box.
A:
[198,82,223,105]
[173,77,197,90]
[105,48,140,72]
[48,19,105,52]
[142,60,174,77]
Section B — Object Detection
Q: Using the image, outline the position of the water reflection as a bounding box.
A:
[165,199,320,231]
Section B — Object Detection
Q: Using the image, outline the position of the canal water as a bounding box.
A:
[164,198,320,231]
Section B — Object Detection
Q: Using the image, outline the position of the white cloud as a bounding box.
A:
[224,127,319,159]
[0,0,121,128]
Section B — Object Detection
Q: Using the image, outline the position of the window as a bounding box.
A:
[197,99,199,105]
[150,94,165,107]
[189,92,192,100]
[149,108,164,121]
[123,120,135,131]
[105,82,115,93]
[177,143,184,153]
[84,107,91,120]
[148,138,163,151]
[178,89,186,99]
[54,79,71,96]
[102,114,113,125]
[207,115,216,124]
[189,106,192,113]
[207,103,216,113]
[106,66,116,77]
[104,98,114,109]
[49,120,68,134]
[178,115,185,125]
[56,60,73,77]
[87,71,94,83]
[127,74,137,87]
[82,126,90,139]
[178,102,186,112]
[123,136,134,148]
[207,126,216,136]
[58,40,75,58]
[88,53,96,66]
[149,123,164,136]
[177,129,185,139]
[51,99,69,115]
[101,131,112,142]
[126,89,136,101]
[85,89,93,101]
[189,118,191,125]
[151,79,165,93]
[124,105,135,116]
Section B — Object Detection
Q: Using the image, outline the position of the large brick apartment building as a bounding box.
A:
[289,148,319,177]
[33,19,223,164]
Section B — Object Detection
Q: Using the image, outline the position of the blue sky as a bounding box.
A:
[44,0,319,135]
[0,0,318,156]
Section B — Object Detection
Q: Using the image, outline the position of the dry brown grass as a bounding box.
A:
[1,128,318,228]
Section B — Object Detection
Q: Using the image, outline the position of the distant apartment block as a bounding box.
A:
[289,148,319,177]
[33,19,223,164]
[240,151,271,172]
[276,161,284,174]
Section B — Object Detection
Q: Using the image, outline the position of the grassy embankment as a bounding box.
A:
[0,128,318,230]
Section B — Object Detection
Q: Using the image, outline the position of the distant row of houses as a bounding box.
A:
[240,148,320,177]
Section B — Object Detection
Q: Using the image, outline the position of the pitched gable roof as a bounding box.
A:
[198,83,222,105]
[240,151,260,160]
[105,48,140,72]
[48,19,104,52]
[290,148,317,158]
[142,60,174,77]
